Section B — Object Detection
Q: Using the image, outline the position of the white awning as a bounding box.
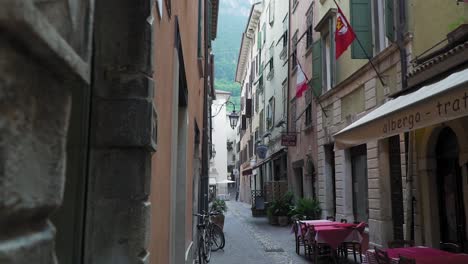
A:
[334,68,468,149]
[216,179,235,184]
[209,178,217,186]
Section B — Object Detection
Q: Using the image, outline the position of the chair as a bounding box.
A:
[327,215,335,221]
[307,225,337,264]
[298,221,311,255]
[340,218,348,223]
[398,255,416,264]
[374,247,391,264]
[342,222,366,263]
[440,242,461,253]
[293,220,306,254]
[388,240,415,248]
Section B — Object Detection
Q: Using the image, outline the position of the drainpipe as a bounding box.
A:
[405,131,414,241]
[397,0,414,241]
[201,0,210,214]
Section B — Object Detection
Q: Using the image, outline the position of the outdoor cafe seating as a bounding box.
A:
[365,242,468,264]
[292,219,367,262]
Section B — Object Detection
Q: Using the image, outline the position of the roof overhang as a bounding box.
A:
[235,3,262,83]
[334,68,468,150]
[210,0,219,40]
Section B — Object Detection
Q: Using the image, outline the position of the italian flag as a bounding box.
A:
[295,62,308,98]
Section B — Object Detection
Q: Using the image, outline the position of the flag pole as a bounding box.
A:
[295,53,328,118]
[333,0,386,87]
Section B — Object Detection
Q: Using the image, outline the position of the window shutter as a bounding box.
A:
[385,0,395,41]
[241,115,247,130]
[312,40,322,96]
[350,0,372,59]
[246,98,252,118]
[258,34,262,50]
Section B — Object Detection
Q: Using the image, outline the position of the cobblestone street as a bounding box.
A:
[211,200,309,264]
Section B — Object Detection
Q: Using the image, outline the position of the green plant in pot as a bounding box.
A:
[267,200,279,225]
[210,199,227,230]
[290,197,321,220]
[277,191,294,226]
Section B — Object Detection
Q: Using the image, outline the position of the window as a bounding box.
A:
[165,0,171,16]
[156,0,163,18]
[259,109,265,135]
[282,78,288,119]
[290,99,297,132]
[267,97,275,129]
[258,75,264,92]
[306,5,314,49]
[262,23,266,45]
[255,92,259,113]
[323,32,332,91]
[268,43,274,74]
[197,0,202,57]
[292,31,298,69]
[305,89,313,127]
[269,0,275,25]
[311,40,322,95]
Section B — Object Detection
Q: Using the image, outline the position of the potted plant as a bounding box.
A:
[276,192,294,226]
[290,197,322,220]
[267,200,279,225]
[210,199,227,230]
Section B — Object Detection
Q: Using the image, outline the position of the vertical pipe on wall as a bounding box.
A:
[201,0,210,214]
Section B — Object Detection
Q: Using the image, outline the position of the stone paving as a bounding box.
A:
[211,200,310,264]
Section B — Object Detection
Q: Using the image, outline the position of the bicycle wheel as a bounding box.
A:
[210,224,225,251]
[198,237,206,264]
[204,234,212,262]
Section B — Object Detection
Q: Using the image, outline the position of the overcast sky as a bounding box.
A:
[220,0,255,17]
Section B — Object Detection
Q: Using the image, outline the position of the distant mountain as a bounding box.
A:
[213,0,252,111]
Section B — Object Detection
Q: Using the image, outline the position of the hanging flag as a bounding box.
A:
[335,6,356,59]
[295,62,308,98]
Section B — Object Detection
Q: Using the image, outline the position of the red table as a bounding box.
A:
[292,220,362,249]
[365,247,468,264]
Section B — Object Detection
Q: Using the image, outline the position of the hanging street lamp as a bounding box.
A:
[211,100,239,130]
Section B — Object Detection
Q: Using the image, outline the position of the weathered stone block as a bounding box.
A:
[0,222,58,264]
[90,149,151,199]
[0,36,71,224]
[93,99,154,149]
[84,199,151,264]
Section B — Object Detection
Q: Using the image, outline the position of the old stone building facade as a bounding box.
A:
[0,0,217,263]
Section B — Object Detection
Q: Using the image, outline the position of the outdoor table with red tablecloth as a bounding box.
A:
[365,246,468,264]
[292,220,363,250]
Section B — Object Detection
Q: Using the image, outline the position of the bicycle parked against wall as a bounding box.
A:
[194,211,225,263]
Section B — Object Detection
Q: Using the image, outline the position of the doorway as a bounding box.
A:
[294,167,304,198]
[436,127,467,251]
[351,144,368,223]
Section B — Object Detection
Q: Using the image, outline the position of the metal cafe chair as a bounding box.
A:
[388,240,415,248]
[440,242,462,253]
[374,246,391,264]
[398,255,416,264]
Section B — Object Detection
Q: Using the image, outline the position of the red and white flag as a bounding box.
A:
[295,62,308,98]
[335,6,356,59]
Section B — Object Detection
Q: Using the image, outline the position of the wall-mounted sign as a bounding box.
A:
[281,133,297,146]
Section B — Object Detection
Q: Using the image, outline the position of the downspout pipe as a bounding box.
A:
[201,0,210,214]
[397,0,414,241]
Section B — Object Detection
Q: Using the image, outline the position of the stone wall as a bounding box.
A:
[84,1,154,263]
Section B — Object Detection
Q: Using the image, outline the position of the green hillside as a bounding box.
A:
[213,0,251,112]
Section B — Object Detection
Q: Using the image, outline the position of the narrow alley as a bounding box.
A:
[211,200,309,264]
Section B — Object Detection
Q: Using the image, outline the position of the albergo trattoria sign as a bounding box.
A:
[335,86,468,149]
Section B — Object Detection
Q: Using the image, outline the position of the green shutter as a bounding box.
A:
[385,0,395,41]
[312,40,322,96]
[257,34,262,50]
[350,0,372,59]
